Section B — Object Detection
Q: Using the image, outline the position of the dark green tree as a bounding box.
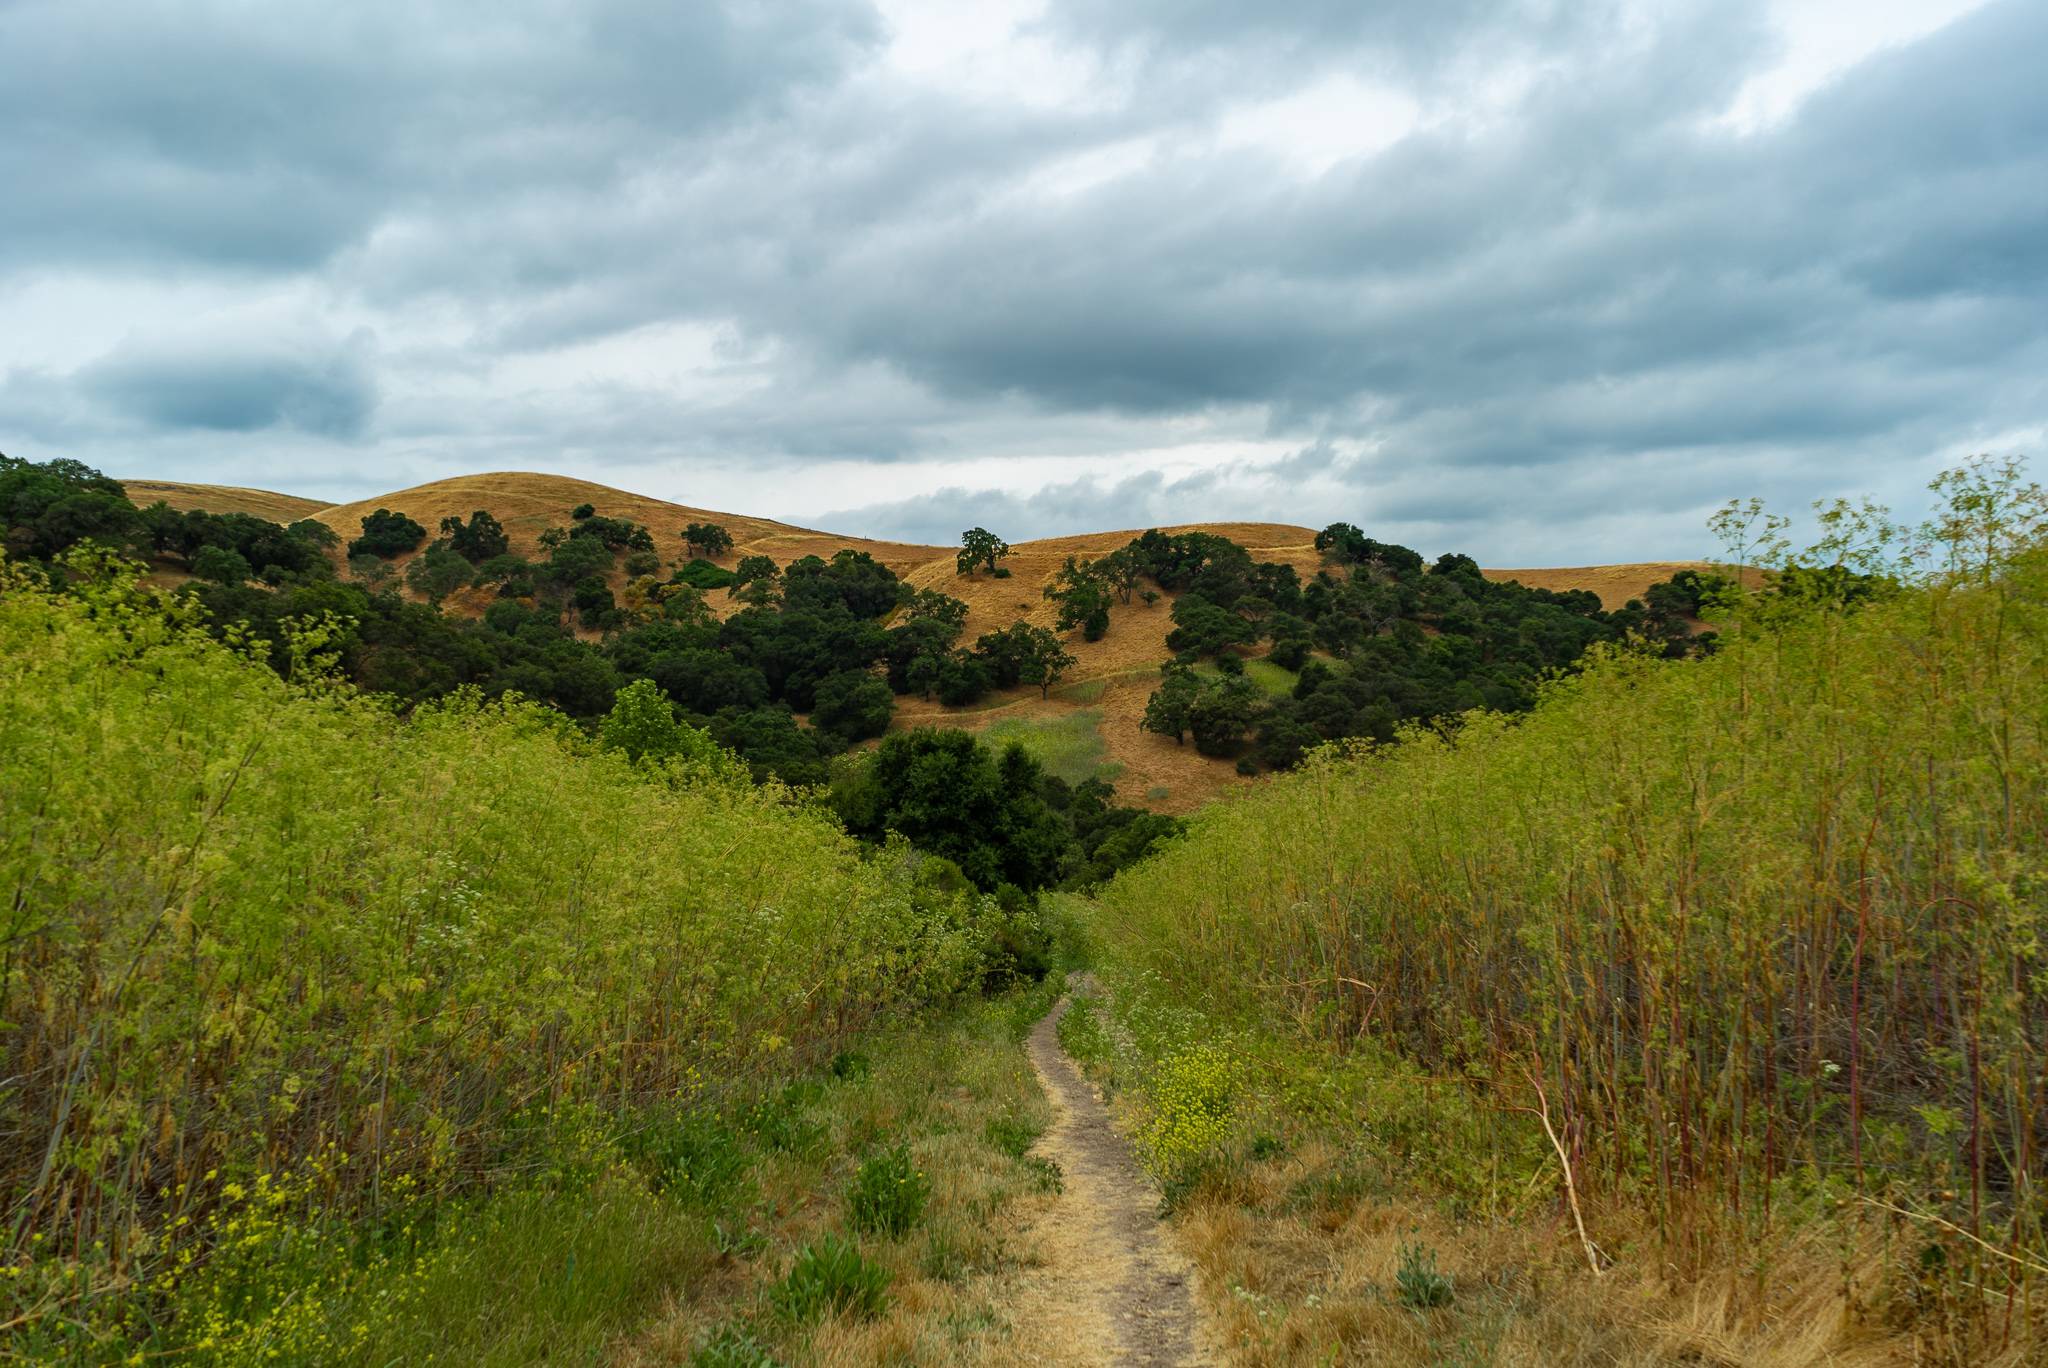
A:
[440,510,510,563]
[811,669,895,742]
[1141,664,1202,745]
[406,541,473,605]
[348,508,428,559]
[190,544,252,584]
[730,554,781,606]
[956,526,1010,577]
[1188,674,1260,756]
[1044,556,1112,640]
[1016,625,1077,699]
[682,522,735,559]
[1165,593,1255,658]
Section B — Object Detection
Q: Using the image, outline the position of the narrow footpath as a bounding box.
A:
[1009,986,1214,1366]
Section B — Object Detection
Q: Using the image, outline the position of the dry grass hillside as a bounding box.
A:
[121,479,332,524]
[141,473,1703,811]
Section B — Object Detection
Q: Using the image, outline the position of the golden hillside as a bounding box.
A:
[140,473,1703,811]
[121,479,333,524]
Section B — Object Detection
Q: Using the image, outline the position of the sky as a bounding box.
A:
[2,0,2042,563]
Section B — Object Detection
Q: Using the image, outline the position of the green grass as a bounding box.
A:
[981,709,1122,785]
[1193,656,1297,700]
[1241,657,1299,699]
[1055,678,1108,704]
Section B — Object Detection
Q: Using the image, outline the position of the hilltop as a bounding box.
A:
[128,471,1709,811]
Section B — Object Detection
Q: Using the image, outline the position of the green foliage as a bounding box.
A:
[1166,591,1255,657]
[190,541,252,583]
[983,1114,1042,1159]
[683,521,736,559]
[349,505,428,558]
[771,1236,892,1322]
[405,538,473,604]
[0,453,147,561]
[1142,662,1202,744]
[1044,555,1113,639]
[1395,1240,1454,1309]
[730,553,781,605]
[847,1143,931,1237]
[676,556,737,589]
[0,564,996,1346]
[1188,672,1260,756]
[956,525,1010,576]
[440,508,510,562]
[1022,627,1079,696]
[833,728,1071,893]
[598,677,735,773]
[810,667,895,743]
[693,1326,783,1367]
[1096,458,2048,1288]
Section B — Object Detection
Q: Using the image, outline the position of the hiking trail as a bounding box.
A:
[1008,980,1215,1366]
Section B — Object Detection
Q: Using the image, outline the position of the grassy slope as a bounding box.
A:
[135,473,1706,811]
[1077,545,2048,1363]
[120,479,334,524]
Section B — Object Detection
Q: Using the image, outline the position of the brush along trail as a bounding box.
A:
[1011,983,1215,1366]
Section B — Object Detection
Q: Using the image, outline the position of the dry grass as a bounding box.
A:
[1164,1140,1973,1367]
[119,478,333,523]
[141,471,1704,812]
[1481,561,1720,611]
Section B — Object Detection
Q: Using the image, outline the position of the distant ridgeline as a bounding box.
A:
[3,453,1721,828]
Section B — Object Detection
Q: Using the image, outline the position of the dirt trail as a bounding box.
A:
[1009,985,1214,1366]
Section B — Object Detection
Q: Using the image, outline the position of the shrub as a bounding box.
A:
[771,1236,891,1322]
[627,1111,749,1206]
[847,1143,930,1237]
[675,557,735,589]
[1395,1240,1454,1309]
[1138,1044,1236,1193]
[348,507,427,559]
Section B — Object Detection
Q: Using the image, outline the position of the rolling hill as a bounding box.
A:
[131,472,1708,811]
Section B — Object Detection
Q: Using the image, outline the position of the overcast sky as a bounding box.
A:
[3,0,2042,561]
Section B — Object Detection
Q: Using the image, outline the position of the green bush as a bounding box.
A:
[626,1110,750,1206]
[675,557,737,589]
[847,1143,930,1237]
[1395,1240,1454,1309]
[771,1236,891,1322]
[0,558,990,1350]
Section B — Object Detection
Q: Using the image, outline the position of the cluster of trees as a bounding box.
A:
[832,728,1179,903]
[5,457,1179,898]
[1031,519,1724,769]
[1,455,340,584]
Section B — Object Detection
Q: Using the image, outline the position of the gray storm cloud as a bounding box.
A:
[0,0,2041,562]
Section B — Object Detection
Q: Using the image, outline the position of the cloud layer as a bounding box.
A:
[1,0,2041,561]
